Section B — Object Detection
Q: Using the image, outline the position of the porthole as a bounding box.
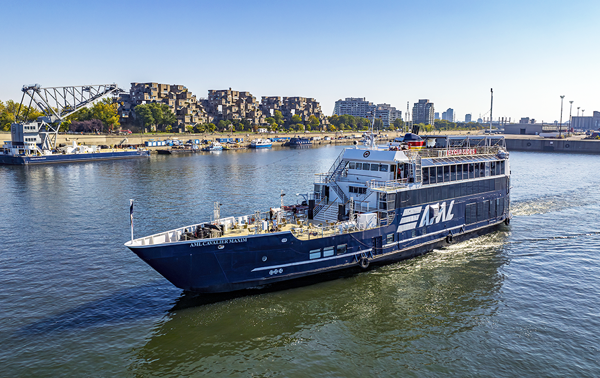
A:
[526,142,531,147]
[262,256,267,262]
[565,144,570,148]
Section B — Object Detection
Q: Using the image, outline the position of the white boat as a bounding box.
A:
[250,139,273,149]
[202,141,223,151]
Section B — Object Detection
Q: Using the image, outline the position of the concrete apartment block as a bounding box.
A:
[119,82,207,129]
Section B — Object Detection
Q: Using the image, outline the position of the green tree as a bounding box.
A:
[291,114,302,124]
[207,123,216,132]
[274,110,284,126]
[308,115,319,130]
[393,118,405,130]
[0,100,44,131]
[134,104,155,129]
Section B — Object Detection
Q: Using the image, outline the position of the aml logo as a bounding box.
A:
[397,200,455,233]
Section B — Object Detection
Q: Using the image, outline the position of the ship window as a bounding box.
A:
[371,164,379,171]
[336,244,347,255]
[323,246,334,257]
[450,165,456,181]
[463,164,469,179]
[379,164,388,172]
[386,233,395,244]
[474,163,480,178]
[422,168,429,184]
[362,163,370,170]
[490,161,496,175]
[309,249,321,259]
[355,162,362,170]
[481,162,486,176]
[477,202,484,221]
[349,162,356,169]
[429,168,436,184]
[444,166,450,181]
[437,166,443,182]
[469,164,475,179]
[466,203,476,224]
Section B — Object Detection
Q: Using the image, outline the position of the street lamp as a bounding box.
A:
[559,95,565,138]
[569,101,574,132]
[577,107,580,117]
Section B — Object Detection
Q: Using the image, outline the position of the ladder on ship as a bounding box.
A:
[409,155,422,183]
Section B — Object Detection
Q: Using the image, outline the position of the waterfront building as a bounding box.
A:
[206,88,264,125]
[374,103,402,127]
[571,111,600,130]
[333,97,376,118]
[465,114,472,123]
[119,82,206,130]
[412,99,435,125]
[434,112,440,120]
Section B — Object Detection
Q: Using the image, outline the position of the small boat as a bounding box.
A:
[250,138,273,149]
[201,141,223,152]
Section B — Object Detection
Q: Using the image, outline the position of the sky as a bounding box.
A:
[1,0,598,123]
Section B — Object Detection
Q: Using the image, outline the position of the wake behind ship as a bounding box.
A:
[125,133,511,293]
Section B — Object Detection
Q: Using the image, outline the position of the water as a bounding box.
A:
[1,147,599,377]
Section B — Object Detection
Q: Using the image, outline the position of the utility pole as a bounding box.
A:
[489,88,493,143]
[559,95,565,138]
[569,101,574,133]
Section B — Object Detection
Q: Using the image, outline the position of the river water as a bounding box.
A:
[1,146,599,377]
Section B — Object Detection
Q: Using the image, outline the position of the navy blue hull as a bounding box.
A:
[0,150,150,165]
[130,188,510,293]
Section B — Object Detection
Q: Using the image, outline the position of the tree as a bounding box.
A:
[308,115,319,130]
[0,100,44,131]
[274,110,284,126]
[393,118,405,130]
[134,105,155,129]
[291,114,302,124]
[207,123,216,132]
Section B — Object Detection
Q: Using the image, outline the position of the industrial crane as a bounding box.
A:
[13,84,122,151]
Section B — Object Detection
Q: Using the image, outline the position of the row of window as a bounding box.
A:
[422,161,505,185]
[393,177,509,208]
[310,244,347,259]
[348,162,389,172]
[465,198,507,224]
[349,186,367,195]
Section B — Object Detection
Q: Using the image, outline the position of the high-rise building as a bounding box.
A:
[465,114,472,123]
[434,112,440,120]
[333,97,376,118]
[374,103,402,127]
[442,108,454,122]
[412,99,434,125]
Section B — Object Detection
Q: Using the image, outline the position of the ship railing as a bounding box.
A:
[367,178,408,191]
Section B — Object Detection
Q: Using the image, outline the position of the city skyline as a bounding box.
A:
[1,0,598,124]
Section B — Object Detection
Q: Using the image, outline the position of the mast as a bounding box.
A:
[489,88,493,145]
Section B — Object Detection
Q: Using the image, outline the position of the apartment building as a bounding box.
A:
[412,99,435,125]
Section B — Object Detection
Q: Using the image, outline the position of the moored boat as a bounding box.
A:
[201,141,223,151]
[125,131,511,293]
[250,138,273,149]
[285,137,311,147]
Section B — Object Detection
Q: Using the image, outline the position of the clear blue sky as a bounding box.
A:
[1,0,598,123]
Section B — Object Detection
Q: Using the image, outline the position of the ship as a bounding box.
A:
[125,131,511,293]
[0,84,150,165]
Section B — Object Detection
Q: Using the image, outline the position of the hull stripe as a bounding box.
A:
[251,248,373,272]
